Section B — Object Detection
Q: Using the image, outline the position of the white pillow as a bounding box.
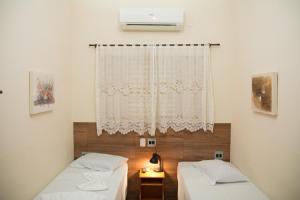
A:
[70,153,128,171]
[194,160,248,185]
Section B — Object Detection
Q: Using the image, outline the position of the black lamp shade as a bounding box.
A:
[150,153,159,164]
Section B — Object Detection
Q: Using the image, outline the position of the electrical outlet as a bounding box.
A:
[215,151,224,160]
[147,138,156,147]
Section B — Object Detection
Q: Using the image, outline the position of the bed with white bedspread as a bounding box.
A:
[34,153,128,200]
[177,161,269,200]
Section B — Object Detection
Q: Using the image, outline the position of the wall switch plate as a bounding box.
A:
[140,138,146,147]
[147,138,156,147]
[215,151,224,160]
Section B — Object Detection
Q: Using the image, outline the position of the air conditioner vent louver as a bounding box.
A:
[126,23,177,26]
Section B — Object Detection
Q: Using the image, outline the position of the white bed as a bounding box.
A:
[34,162,128,200]
[177,162,269,200]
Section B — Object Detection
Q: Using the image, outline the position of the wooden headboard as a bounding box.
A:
[74,122,231,200]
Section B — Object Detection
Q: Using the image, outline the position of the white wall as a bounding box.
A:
[231,1,300,199]
[0,1,73,200]
[71,0,235,123]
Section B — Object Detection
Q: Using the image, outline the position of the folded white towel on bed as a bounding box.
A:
[78,171,112,191]
[39,191,106,200]
[78,179,108,191]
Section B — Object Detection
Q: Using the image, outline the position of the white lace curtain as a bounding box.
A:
[95,45,214,136]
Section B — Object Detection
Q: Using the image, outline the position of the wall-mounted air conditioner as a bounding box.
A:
[120,8,184,31]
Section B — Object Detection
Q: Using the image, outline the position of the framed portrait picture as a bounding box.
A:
[29,71,55,115]
[251,72,278,115]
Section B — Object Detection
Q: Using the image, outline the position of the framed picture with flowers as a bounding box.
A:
[29,71,55,114]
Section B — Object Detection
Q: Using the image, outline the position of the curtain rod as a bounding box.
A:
[89,43,220,47]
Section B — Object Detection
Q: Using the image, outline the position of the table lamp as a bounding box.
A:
[149,152,163,172]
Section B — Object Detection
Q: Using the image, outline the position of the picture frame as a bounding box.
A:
[29,71,55,115]
[251,72,278,115]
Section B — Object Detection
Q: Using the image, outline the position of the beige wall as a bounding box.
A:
[231,1,300,199]
[2,0,299,199]
[71,0,235,123]
[0,1,73,200]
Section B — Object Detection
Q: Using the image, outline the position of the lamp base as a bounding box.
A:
[153,169,163,172]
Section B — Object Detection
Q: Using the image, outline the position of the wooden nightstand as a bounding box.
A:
[139,169,165,200]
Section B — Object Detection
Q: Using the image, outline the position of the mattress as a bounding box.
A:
[34,163,128,200]
[177,162,269,200]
